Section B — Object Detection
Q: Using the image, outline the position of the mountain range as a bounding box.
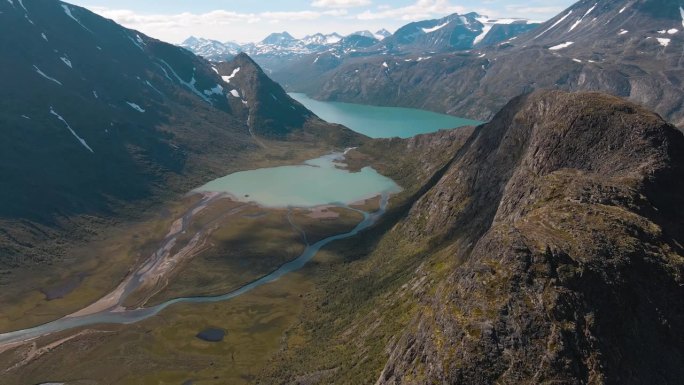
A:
[274,0,684,129]
[181,14,539,73]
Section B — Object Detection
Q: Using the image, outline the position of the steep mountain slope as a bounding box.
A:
[295,0,684,128]
[215,53,335,138]
[260,90,684,384]
[0,1,354,269]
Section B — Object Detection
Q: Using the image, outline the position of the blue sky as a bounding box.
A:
[69,0,577,43]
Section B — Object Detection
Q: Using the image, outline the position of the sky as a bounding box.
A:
[68,0,577,44]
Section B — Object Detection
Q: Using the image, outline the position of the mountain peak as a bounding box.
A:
[261,31,296,45]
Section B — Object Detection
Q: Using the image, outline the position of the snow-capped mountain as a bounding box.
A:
[301,32,343,47]
[351,29,391,40]
[384,12,539,51]
[181,29,389,72]
[180,36,241,61]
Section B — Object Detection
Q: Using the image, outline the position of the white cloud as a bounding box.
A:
[357,0,466,21]
[312,0,372,8]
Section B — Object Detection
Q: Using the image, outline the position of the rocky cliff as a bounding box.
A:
[260,90,684,384]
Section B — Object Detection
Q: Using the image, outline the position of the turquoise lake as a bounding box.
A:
[194,152,402,207]
[289,93,481,138]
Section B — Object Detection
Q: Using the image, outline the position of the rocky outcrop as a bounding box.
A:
[377,90,684,384]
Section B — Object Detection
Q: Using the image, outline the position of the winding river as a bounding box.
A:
[0,153,399,350]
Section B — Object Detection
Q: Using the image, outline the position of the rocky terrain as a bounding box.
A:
[279,0,684,129]
[259,90,684,384]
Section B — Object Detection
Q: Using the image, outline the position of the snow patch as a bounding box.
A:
[680,7,684,28]
[126,102,145,112]
[657,38,671,47]
[145,81,164,97]
[549,41,574,50]
[41,33,48,41]
[60,56,72,68]
[229,89,240,98]
[667,29,678,34]
[536,10,573,39]
[33,65,62,85]
[313,56,319,64]
[619,29,628,35]
[569,3,597,32]
[93,90,98,99]
[619,6,627,14]
[203,84,223,96]
[61,4,92,33]
[221,67,240,83]
[49,107,94,153]
[382,61,388,68]
[21,115,30,120]
[422,22,449,33]
[211,67,219,74]
[158,60,211,103]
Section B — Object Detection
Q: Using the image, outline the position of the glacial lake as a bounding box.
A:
[194,152,402,207]
[289,93,481,138]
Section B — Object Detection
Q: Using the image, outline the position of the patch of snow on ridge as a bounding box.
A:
[536,10,573,39]
[657,38,671,47]
[619,29,628,35]
[549,41,574,50]
[422,21,449,33]
[41,33,48,41]
[126,102,145,112]
[619,6,627,13]
[222,67,240,83]
[203,84,223,96]
[60,56,72,68]
[33,65,62,85]
[158,60,211,103]
[17,0,26,12]
[681,7,684,28]
[49,107,94,153]
[61,4,92,33]
[229,89,240,98]
[569,3,597,32]
[667,29,678,34]
[382,62,388,68]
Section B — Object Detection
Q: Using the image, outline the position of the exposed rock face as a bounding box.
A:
[377,90,684,384]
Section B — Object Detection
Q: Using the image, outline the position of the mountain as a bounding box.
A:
[179,36,241,61]
[351,29,391,40]
[261,31,297,46]
[259,90,684,384]
[383,12,539,52]
[286,0,684,128]
[270,12,540,89]
[0,1,351,270]
[214,53,318,138]
[375,28,392,39]
[301,32,343,47]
